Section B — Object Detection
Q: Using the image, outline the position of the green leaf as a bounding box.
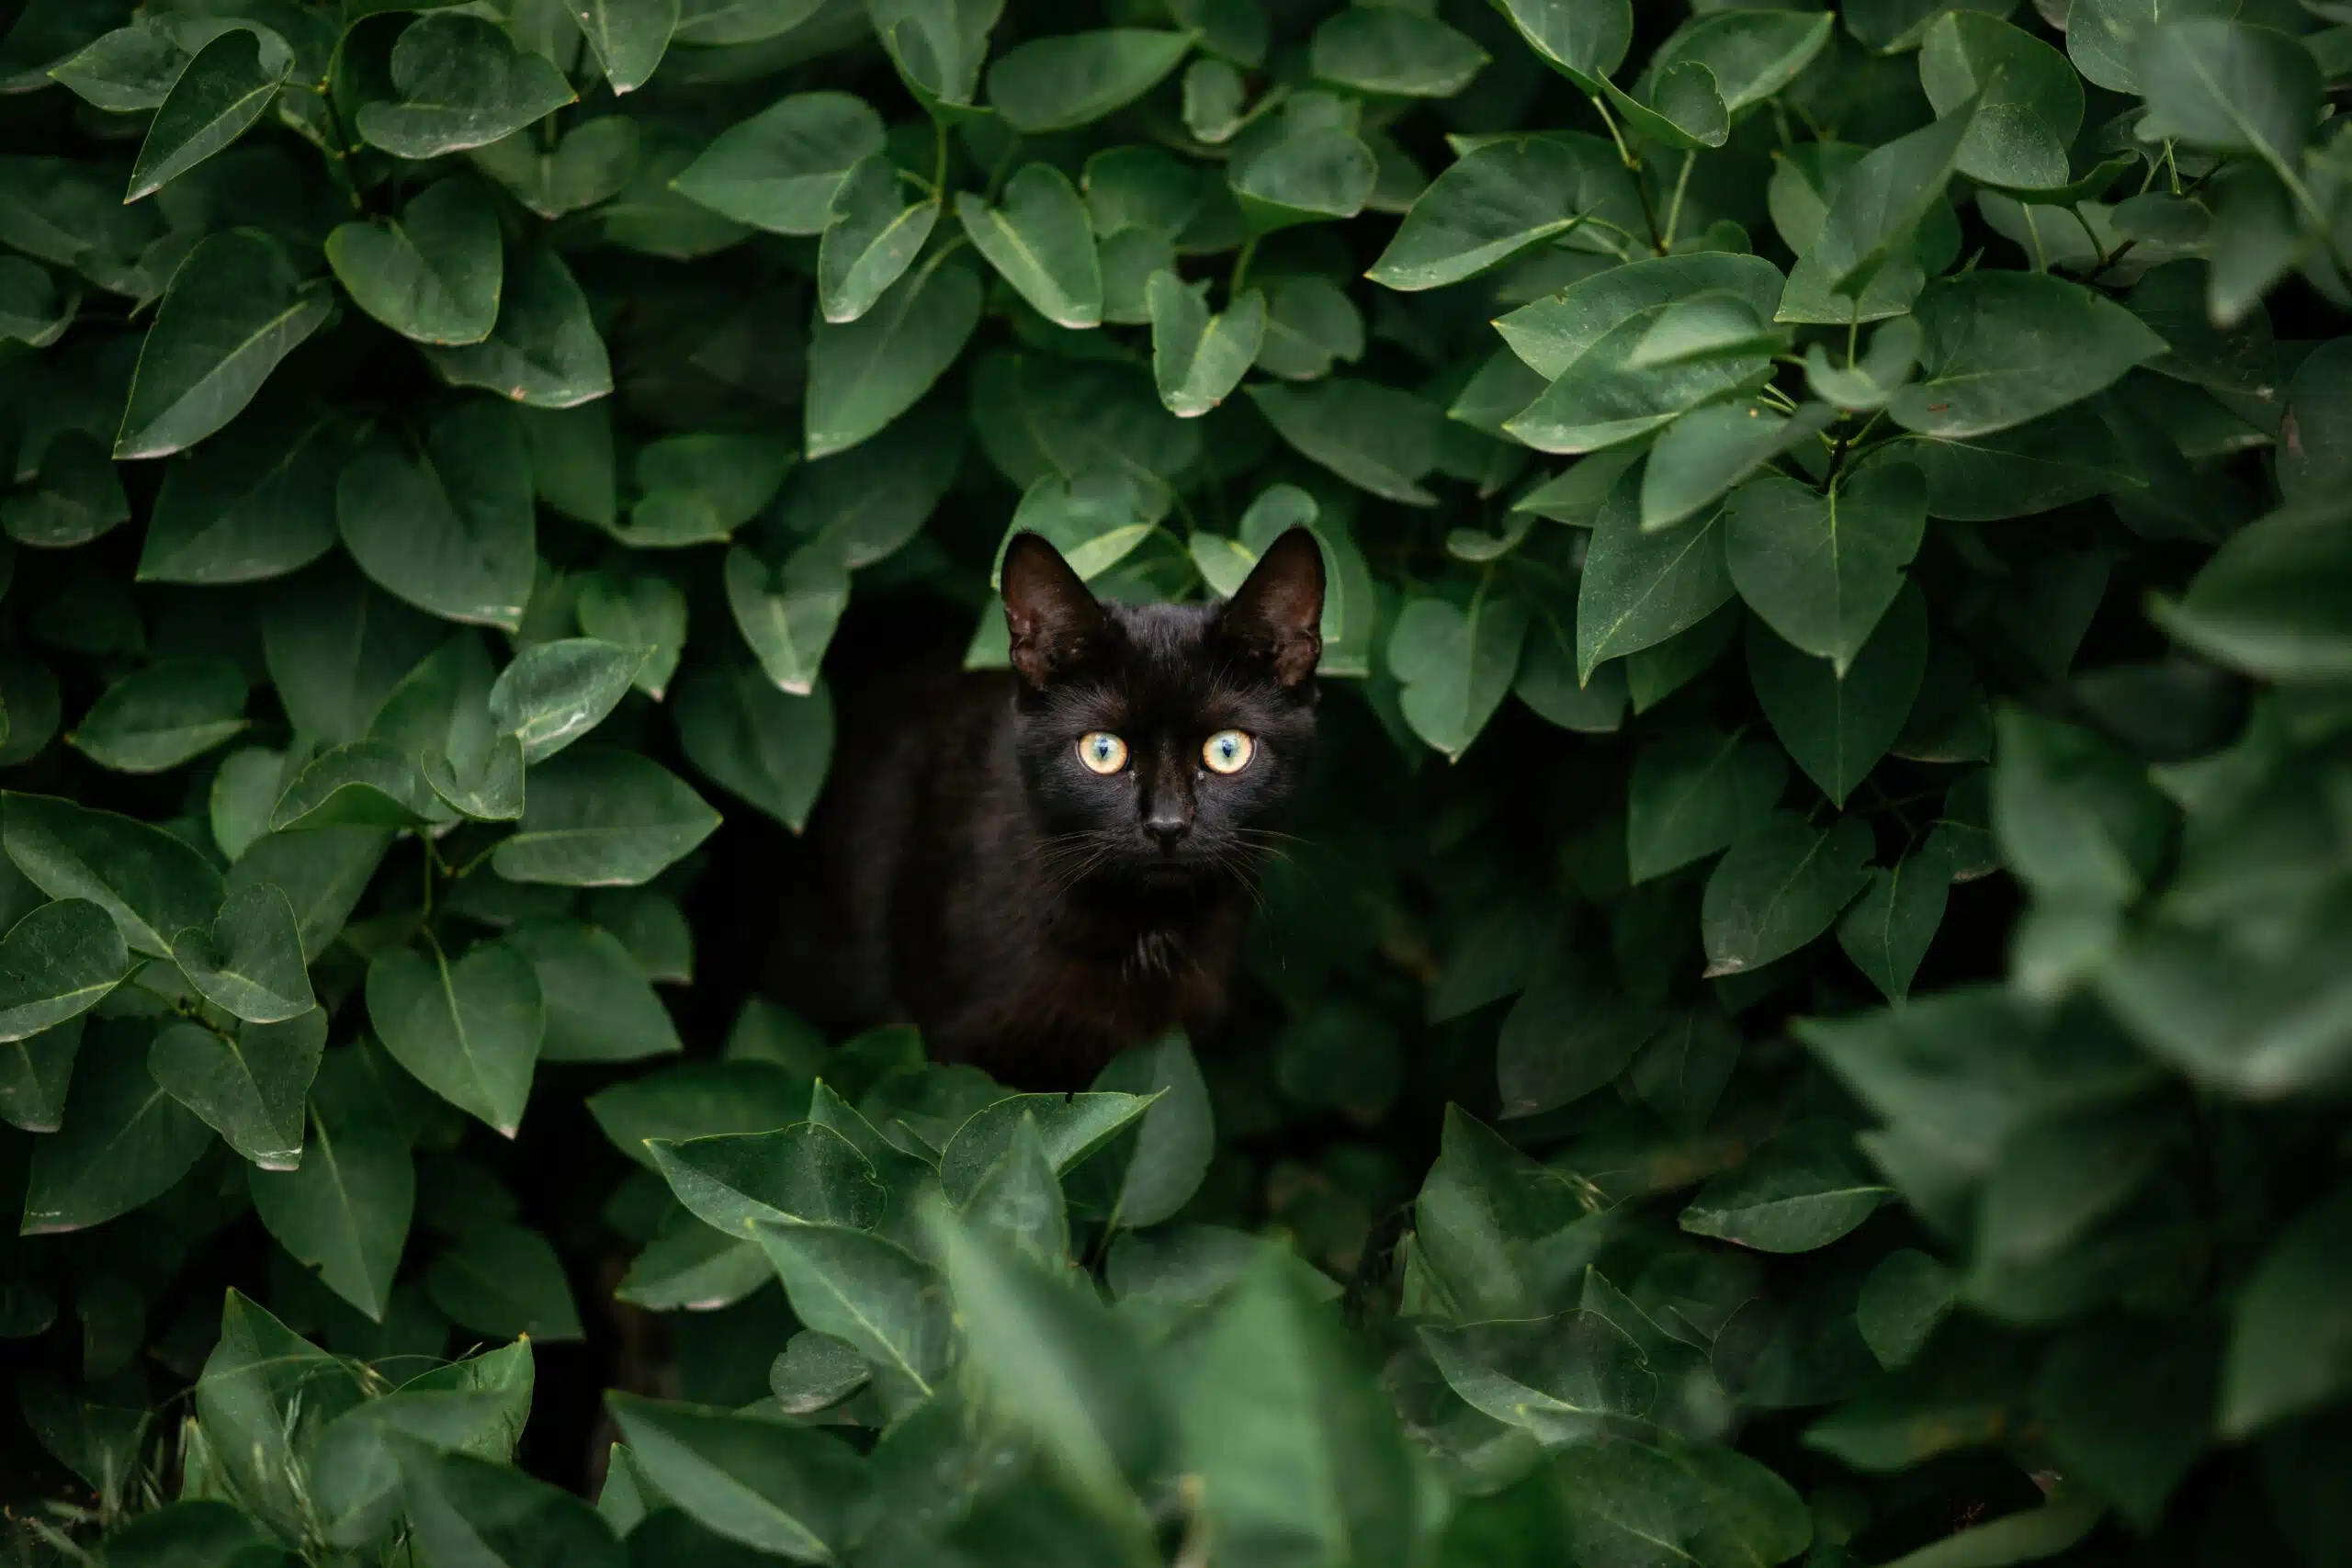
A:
[67,657,248,773]
[424,245,612,409]
[326,176,503,346]
[1090,1033,1214,1230]
[1890,273,2167,440]
[268,740,443,831]
[1838,843,1952,1004]
[1148,273,1262,418]
[1577,465,1735,681]
[606,1394,865,1561]
[20,1022,212,1234]
[1640,400,1836,534]
[125,28,290,202]
[85,1503,275,1568]
[816,154,939,325]
[0,897,125,1046]
[1701,814,1873,977]
[631,432,795,542]
[673,666,833,832]
[754,1222,955,1409]
[473,117,641,220]
[1681,1122,1891,1253]
[1420,1311,1656,1442]
[1747,582,1929,807]
[588,1059,811,1168]
[488,637,639,762]
[576,568,687,699]
[804,258,981,459]
[933,1202,1166,1528]
[4,791,222,958]
[138,407,350,584]
[2151,500,2352,682]
[4,433,128,547]
[1497,952,1660,1121]
[114,230,330,460]
[170,883,313,1025]
[574,0,673,95]
[1492,0,1632,88]
[366,939,544,1136]
[1538,1439,1814,1568]
[1387,591,1530,762]
[648,1123,884,1235]
[1991,709,2170,905]
[1309,6,1486,96]
[1255,274,1365,378]
[616,1218,770,1313]
[2066,0,2235,94]
[670,92,884,235]
[47,22,187,115]
[1177,1251,1419,1568]
[1626,728,1790,883]
[492,749,720,886]
[228,828,393,962]
[248,1044,414,1318]
[960,164,1102,331]
[1652,7,1831,115]
[965,1110,1069,1266]
[771,1331,871,1416]
[505,918,683,1064]
[191,1292,368,1538]
[1804,106,1974,304]
[260,559,444,745]
[938,1091,1157,1205]
[356,14,578,161]
[1918,12,2084,191]
[338,402,537,632]
[1248,379,1440,504]
[398,1443,623,1568]
[1856,1248,1952,1370]
[986,29,1193,133]
[868,0,998,107]
[427,1221,584,1340]
[725,544,849,698]
[0,255,73,347]
[1413,1104,1598,1319]
[0,1017,78,1134]
[2137,18,2320,177]
[781,411,962,570]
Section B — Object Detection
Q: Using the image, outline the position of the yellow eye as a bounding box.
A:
[1203,729,1253,774]
[1078,732,1128,774]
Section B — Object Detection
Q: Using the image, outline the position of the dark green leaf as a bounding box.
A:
[2136,19,2322,175]
[488,637,639,762]
[1148,273,1262,418]
[427,1220,584,1340]
[356,14,577,161]
[126,28,289,202]
[986,29,1193,133]
[1310,6,1485,96]
[4,791,222,957]
[576,568,686,699]
[505,918,682,1064]
[1681,1122,1890,1253]
[21,1022,212,1234]
[754,1222,955,1409]
[1725,458,1926,674]
[1421,1311,1656,1442]
[1890,273,2168,440]
[338,402,537,632]
[114,230,330,460]
[1090,1032,1214,1230]
[574,0,673,95]
[648,1122,883,1235]
[1387,590,1530,761]
[0,897,127,1044]
[1856,1248,1952,1370]
[424,245,612,409]
[139,407,350,584]
[961,163,1102,331]
[170,882,312,1025]
[671,92,884,235]
[673,666,833,832]
[607,1393,865,1559]
[248,1043,413,1318]
[492,749,719,886]
[1577,464,1735,681]
[398,1443,623,1568]
[1701,814,1873,977]
[366,939,543,1136]
[1747,582,1928,807]
[326,176,503,345]
[804,258,981,459]
[2152,500,2352,682]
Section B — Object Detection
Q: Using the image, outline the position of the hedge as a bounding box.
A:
[1,0,2348,1563]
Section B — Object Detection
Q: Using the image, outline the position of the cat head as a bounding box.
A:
[1000,528,1325,891]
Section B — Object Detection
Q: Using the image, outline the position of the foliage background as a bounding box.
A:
[1,0,2349,1562]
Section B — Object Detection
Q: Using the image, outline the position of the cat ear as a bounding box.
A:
[1001,532,1108,688]
[1220,526,1325,687]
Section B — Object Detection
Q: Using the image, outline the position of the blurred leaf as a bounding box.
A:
[1681,1122,1890,1254]
[754,1222,955,1410]
[649,1122,883,1235]
[1856,1249,1953,1371]
[1090,1032,1214,1230]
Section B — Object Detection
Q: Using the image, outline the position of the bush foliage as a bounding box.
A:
[2,0,2350,1562]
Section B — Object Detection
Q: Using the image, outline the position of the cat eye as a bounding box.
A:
[1077,732,1129,774]
[1203,729,1254,774]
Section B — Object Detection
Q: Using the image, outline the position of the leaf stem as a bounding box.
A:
[932,117,949,202]
[1660,151,1695,254]
[1228,234,1258,296]
[1589,93,1637,171]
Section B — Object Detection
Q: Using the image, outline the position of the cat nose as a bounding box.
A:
[1143,809,1191,849]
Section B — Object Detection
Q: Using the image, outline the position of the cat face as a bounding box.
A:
[1000,529,1325,892]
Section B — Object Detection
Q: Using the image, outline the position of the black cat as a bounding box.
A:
[774,527,1326,1089]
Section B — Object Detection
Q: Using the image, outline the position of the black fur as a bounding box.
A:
[771,529,1326,1089]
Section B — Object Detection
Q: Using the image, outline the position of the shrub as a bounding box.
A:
[2,0,2349,1562]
